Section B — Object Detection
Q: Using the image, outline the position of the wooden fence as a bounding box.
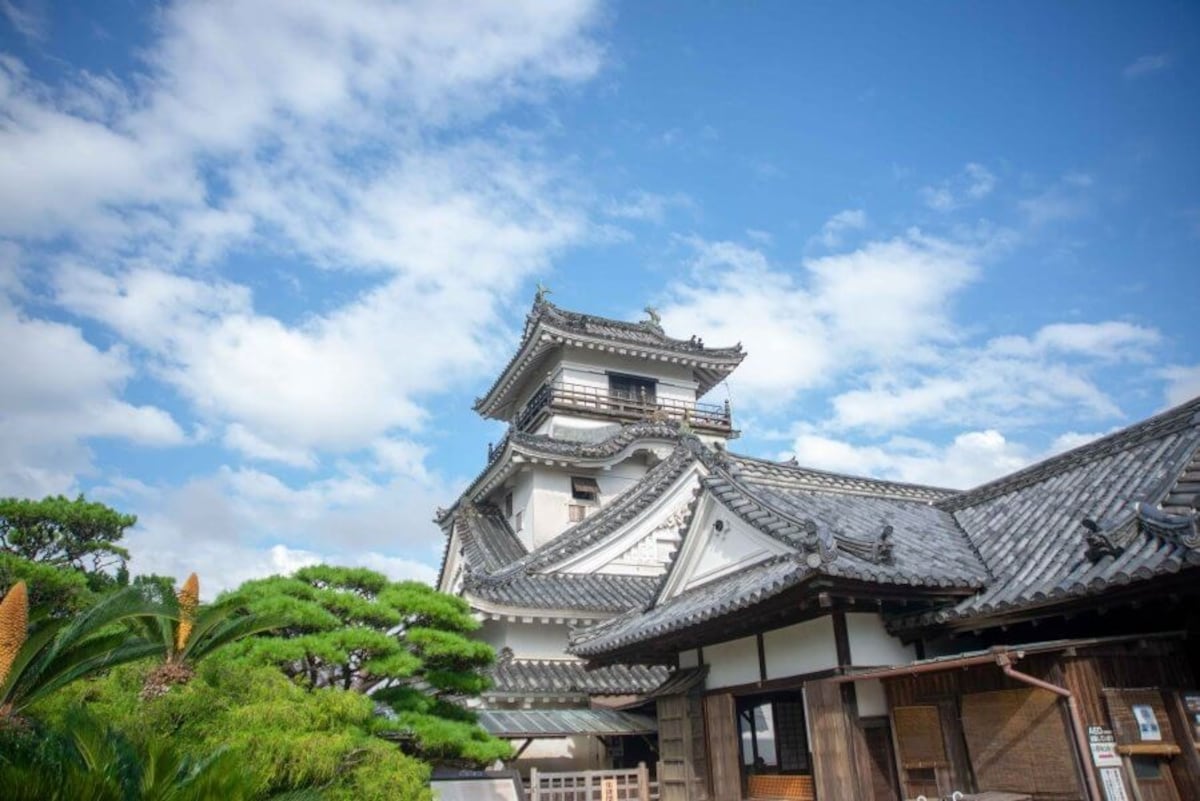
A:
[528,763,657,801]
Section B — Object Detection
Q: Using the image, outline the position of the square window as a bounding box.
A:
[571,476,600,501]
[569,504,587,522]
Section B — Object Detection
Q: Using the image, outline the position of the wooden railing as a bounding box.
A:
[515,382,732,434]
[528,763,656,801]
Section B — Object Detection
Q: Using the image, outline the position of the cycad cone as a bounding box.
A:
[0,581,29,687]
[175,573,199,654]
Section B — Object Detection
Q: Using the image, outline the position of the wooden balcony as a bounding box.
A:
[515,381,734,436]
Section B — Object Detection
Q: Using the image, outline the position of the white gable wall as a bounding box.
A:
[659,494,793,601]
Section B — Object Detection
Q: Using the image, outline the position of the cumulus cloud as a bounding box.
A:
[0,0,605,586]
[659,230,978,410]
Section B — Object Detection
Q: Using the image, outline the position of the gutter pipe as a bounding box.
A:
[994,653,1102,801]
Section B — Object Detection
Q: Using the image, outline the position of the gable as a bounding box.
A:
[549,465,702,576]
[658,491,794,601]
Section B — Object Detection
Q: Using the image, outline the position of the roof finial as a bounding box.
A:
[534,281,553,305]
[642,305,662,329]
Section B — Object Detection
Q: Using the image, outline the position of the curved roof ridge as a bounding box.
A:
[940,394,1200,512]
[729,451,956,502]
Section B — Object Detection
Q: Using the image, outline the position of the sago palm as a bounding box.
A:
[140,573,282,700]
[0,581,165,722]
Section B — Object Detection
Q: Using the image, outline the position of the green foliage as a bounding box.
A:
[0,705,300,801]
[0,586,165,718]
[40,659,431,801]
[223,565,508,765]
[0,552,92,616]
[0,495,135,578]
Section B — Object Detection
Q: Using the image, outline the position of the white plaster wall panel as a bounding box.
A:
[531,469,571,548]
[502,621,571,659]
[855,679,888,717]
[762,617,838,680]
[845,612,916,667]
[476,619,507,650]
[554,351,697,391]
[514,735,601,772]
[506,470,535,550]
[703,635,760,689]
[678,649,700,669]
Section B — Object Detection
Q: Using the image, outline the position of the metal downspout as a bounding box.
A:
[995,653,1102,801]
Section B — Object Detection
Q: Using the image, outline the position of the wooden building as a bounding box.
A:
[438,294,1200,798]
[571,390,1200,801]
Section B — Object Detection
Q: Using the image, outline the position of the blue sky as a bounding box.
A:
[1,0,1197,592]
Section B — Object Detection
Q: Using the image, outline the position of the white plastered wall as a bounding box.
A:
[762,617,838,680]
[702,635,760,689]
[845,612,915,667]
[477,620,571,660]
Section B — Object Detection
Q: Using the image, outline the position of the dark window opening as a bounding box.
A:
[737,695,810,777]
[504,492,513,518]
[571,476,600,501]
[608,373,657,402]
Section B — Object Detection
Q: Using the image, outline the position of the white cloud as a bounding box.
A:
[659,230,979,410]
[0,0,605,592]
[0,0,47,40]
[0,300,185,497]
[1160,364,1200,407]
[920,162,996,212]
[604,190,694,224]
[813,209,867,248]
[788,429,1032,489]
[1019,173,1094,227]
[1123,53,1170,80]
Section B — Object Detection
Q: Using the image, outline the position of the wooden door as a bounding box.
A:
[703,693,740,801]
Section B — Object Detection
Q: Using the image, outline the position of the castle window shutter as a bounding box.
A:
[572,477,600,499]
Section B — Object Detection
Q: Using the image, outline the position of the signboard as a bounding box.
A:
[1087,726,1121,768]
[1099,767,1130,801]
[1184,692,1200,741]
[1132,704,1162,741]
[601,778,618,801]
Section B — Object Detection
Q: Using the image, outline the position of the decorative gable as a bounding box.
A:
[658,493,794,601]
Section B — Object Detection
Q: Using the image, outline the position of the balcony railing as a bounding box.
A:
[514,381,733,434]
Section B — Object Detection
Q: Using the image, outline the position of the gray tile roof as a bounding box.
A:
[897,395,1200,630]
[456,504,528,573]
[476,708,657,738]
[465,572,661,614]
[711,456,989,589]
[571,555,813,658]
[474,297,746,419]
[486,658,669,696]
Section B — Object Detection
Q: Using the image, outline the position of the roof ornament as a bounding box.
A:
[642,305,663,332]
[1080,517,1127,562]
[799,519,838,568]
[534,281,553,305]
[1135,502,1200,550]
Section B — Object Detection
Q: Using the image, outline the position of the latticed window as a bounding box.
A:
[569,504,587,522]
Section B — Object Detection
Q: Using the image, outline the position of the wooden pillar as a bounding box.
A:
[807,679,865,801]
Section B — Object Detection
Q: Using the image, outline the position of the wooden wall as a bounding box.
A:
[702,693,740,801]
[806,680,864,801]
